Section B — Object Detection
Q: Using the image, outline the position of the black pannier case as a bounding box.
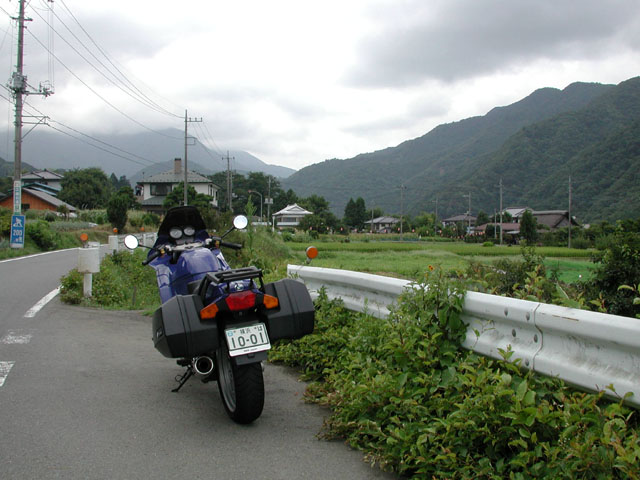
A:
[152,294,219,358]
[263,278,315,341]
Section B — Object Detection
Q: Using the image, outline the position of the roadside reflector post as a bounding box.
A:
[108,235,119,253]
[77,246,100,298]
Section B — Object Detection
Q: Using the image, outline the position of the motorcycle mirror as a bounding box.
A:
[123,235,139,250]
[233,215,248,230]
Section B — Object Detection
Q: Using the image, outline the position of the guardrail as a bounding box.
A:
[108,232,157,252]
[287,264,640,408]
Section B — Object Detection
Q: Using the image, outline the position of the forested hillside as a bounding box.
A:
[283,78,640,222]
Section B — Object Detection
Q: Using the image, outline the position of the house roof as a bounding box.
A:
[21,170,64,182]
[141,169,212,184]
[504,206,530,218]
[0,187,76,211]
[273,203,313,216]
[364,216,399,224]
[533,210,579,228]
[442,214,477,223]
[475,222,520,233]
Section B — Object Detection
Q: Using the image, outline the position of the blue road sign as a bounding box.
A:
[10,214,25,249]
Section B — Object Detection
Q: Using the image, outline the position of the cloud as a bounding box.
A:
[346,0,640,87]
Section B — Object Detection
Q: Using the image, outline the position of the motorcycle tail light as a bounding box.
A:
[225,291,257,311]
[200,303,219,320]
[263,294,279,309]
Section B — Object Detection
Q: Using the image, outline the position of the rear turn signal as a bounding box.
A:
[263,294,279,309]
[200,303,219,320]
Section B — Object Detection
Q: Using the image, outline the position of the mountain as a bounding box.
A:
[283,79,640,222]
[11,128,295,180]
[0,157,37,177]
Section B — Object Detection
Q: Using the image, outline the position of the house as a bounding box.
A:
[503,207,579,229]
[136,158,219,214]
[272,203,313,228]
[364,216,400,233]
[532,210,579,229]
[442,214,477,226]
[21,170,64,191]
[0,185,76,214]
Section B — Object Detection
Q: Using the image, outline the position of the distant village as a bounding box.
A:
[1,160,578,244]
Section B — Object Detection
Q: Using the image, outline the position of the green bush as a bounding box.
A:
[587,231,640,317]
[271,268,640,478]
[59,249,159,309]
[26,220,59,250]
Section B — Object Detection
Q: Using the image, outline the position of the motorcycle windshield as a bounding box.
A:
[149,206,208,260]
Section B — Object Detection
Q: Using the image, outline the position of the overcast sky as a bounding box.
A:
[1,0,639,171]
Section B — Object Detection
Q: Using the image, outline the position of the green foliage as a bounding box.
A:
[344,197,367,229]
[163,183,213,210]
[60,250,159,309]
[59,168,112,209]
[26,220,60,250]
[587,231,640,317]
[271,271,640,478]
[519,210,538,244]
[106,193,129,232]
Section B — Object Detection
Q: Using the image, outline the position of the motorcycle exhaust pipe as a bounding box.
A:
[192,356,214,376]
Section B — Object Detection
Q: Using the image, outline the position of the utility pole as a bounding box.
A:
[433,197,438,236]
[223,151,235,212]
[568,176,572,249]
[499,178,503,246]
[183,110,202,206]
[400,184,406,236]
[463,192,471,233]
[10,0,53,248]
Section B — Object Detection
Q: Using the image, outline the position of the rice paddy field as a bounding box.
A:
[287,240,595,283]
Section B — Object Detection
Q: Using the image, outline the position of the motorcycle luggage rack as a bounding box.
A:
[195,266,264,299]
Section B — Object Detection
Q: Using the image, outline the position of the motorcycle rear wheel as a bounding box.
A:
[216,342,264,424]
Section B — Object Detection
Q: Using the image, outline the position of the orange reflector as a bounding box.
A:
[263,294,279,309]
[306,246,318,260]
[225,291,257,311]
[80,233,89,242]
[200,303,219,320]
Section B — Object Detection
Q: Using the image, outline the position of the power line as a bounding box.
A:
[25,28,182,140]
[28,4,180,119]
[56,0,181,119]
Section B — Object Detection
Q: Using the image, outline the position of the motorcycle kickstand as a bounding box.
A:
[172,367,194,393]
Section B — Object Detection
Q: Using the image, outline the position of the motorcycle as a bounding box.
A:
[124,206,315,424]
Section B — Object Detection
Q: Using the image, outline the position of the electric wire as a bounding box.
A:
[57,0,182,118]
[25,28,182,140]
[0,84,157,168]
[28,4,176,118]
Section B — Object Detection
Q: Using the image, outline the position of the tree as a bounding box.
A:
[116,186,138,209]
[343,198,356,227]
[476,210,490,226]
[163,183,213,210]
[519,209,538,243]
[107,193,129,232]
[59,168,112,209]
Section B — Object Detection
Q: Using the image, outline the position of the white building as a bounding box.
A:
[137,158,219,213]
[272,203,313,228]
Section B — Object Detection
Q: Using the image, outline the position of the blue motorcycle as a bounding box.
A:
[125,206,314,424]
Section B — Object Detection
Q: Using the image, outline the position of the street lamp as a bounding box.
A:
[247,190,263,222]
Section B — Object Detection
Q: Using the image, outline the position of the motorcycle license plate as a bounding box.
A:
[225,323,271,357]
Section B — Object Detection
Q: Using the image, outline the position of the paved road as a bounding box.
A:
[0,249,398,479]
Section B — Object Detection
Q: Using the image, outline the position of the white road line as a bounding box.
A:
[0,361,15,387]
[1,330,33,344]
[24,287,61,318]
[0,247,79,264]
